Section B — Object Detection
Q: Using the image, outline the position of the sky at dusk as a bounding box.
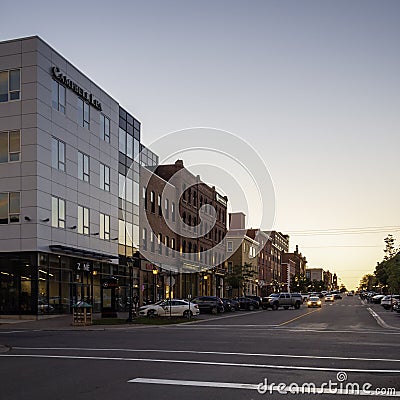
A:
[3,0,400,289]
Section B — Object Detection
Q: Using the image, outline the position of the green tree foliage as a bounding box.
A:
[359,274,377,291]
[225,262,256,295]
[373,235,400,293]
[291,274,310,292]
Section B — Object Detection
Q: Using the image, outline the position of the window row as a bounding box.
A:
[0,192,20,224]
[144,188,176,222]
[119,174,139,205]
[51,196,110,239]
[0,69,20,103]
[181,184,226,223]
[52,80,110,142]
[52,137,110,190]
[142,228,176,257]
[0,130,20,163]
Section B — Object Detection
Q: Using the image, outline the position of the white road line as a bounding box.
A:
[128,378,400,396]
[12,347,400,363]
[0,330,26,334]
[1,354,400,373]
[368,308,391,329]
[128,378,257,390]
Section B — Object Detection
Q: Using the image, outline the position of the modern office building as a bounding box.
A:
[0,36,147,316]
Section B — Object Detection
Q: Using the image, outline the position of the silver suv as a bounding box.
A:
[265,292,302,310]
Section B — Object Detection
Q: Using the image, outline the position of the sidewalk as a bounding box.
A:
[361,298,400,330]
[0,312,134,331]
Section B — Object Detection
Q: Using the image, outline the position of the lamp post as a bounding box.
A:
[152,266,158,303]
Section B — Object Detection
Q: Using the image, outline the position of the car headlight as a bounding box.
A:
[317,301,321,305]
[307,301,311,305]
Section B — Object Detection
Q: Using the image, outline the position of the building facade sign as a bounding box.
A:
[52,66,102,111]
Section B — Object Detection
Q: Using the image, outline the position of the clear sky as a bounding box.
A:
[3,0,400,289]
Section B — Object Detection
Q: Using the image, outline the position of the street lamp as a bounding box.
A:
[152,266,158,303]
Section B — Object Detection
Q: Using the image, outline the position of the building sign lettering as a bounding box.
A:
[52,67,102,111]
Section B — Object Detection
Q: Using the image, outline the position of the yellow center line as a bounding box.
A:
[278,309,321,326]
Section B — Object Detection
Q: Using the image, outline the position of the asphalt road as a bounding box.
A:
[1,295,400,399]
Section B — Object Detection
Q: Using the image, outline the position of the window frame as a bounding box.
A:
[51,196,65,229]
[0,130,21,163]
[78,151,90,182]
[100,163,110,191]
[100,213,110,240]
[78,205,90,235]
[51,137,66,172]
[0,69,21,103]
[100,113,110,142]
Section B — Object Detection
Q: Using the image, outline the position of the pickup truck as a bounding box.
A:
[264,292,302,310]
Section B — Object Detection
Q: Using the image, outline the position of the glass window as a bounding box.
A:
[127,133,133,159]
[150,191,155,213]
[133,181,139,206]
[119,128,126,154]
[77,98,90,129]
[126,177,133,203]
[0,130,20,163]
[227,241,233,252]
[142,227,147,250]
[158,194,162,216]
[51,196,65,228]
[100,114,110,142]
[51,137,65,171]
[165,198,169,219]
[52,80,65,113]
[78,151,90,182]
[7,192,20,223]
[0,192,8,224]
[100,213,110,240]
[118,173,125,199]
[78,205,89,235]
[0,69,20,102]
[171,202,175,222]
[100,163,110,191]
[118,219,125,245]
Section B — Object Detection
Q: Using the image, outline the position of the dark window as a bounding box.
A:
[52,80,66,113]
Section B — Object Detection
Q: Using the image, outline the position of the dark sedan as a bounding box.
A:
[236,297,260,311]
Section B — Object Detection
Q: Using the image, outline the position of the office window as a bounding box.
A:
[171,202,176,222]
[77,98,90,129]
[142,227,147,251]
[150,191,155,213]
[100,213,110,240]
[143,187,147,210]
[0,192,20,224]
[228,262,233,274]
[51,196,65,228]
[227,241,233,252]
[78,151,90,182]
[0,69,20,102]
[51,137,65,171]
[52,80,66,113]
[100,114,110,142]
[127,133,133,159]
[118,173,125,199]
[100,163,110,191]
[158,194,162,216]
[0,130,20,163]
[78,205,89,235]
[164,198,169,219]
[158,233,162,254]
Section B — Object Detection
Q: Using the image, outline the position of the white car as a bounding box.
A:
[380,295,399,310]
[324,294,335,302]
[138,299,200,318]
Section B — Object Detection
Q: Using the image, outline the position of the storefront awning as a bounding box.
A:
[49,245,119,261]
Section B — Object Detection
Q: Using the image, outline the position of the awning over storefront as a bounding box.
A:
[49,245,119,261]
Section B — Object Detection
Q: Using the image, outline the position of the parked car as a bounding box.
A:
[245,295,263,308]
[307,296,322,308]
[138,299,199,318]
[325,294,335,302]
[221,298,237,312]
[380,295,400,310]
[191,296,225,314]
[265,293,302,310]
[38,300,55,314]
[371,294,385,304]
[236,297,260,311]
